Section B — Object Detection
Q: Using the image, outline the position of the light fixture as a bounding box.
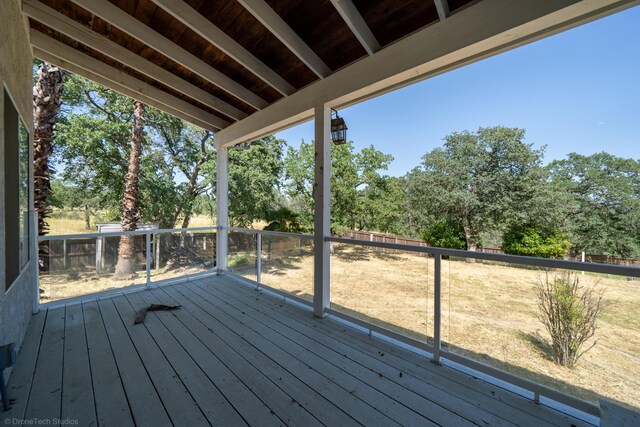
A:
[330,109,348,145]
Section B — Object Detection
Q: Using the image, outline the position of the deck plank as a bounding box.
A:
[81,300,134,427]
[211,276,560,427]
[108,294,210,427]
[163,284,360,427]
[174,282,402,427]
[215,275,592,427]
[24,306,65,421]
[118,292,248,427]
[96,298,172,427]
[188,280,451,427]
[149,286,325,427]
[61,303,97,426]
[198,278,520,427]
[2,310,46,419]
[129,290,285,427]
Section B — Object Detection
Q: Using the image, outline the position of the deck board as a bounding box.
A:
[2,275,595,427]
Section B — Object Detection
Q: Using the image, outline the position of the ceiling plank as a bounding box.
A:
[217,0,638,146]
[30,30,229,130]
[434,0,450,21]
[23,0,246,121]
[70,0,268,110]
[149,0,294,97]
[237,0,331,78]
[34,47,216,131]
[330,0,380,55]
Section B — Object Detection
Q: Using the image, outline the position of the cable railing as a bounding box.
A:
[225,228,640,421]
[37,226,218,304]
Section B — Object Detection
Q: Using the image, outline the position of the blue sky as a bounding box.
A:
[275,6,640,177]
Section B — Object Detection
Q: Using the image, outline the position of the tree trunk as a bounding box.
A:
[114,101,145,279]
[84,205,91,229]
[461,215,477,262]
[33,62,65,270]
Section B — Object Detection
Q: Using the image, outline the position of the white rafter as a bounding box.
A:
[237,0,331,79]
[217,0,639,146]
[30,31,228,131]
[149,0,294,97]
[330,0,380,55]
[23,0,246,121]
[70,0,268,110]
[434,0,450,21]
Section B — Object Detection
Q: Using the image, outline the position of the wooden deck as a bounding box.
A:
[2,275,593,427]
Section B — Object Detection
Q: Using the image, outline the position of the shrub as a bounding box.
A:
[502,225,570,258]
[422,220,466,249]
[537,272,605,368]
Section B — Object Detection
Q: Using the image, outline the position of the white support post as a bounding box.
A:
[145,232,151,287]
[256,233,262,290]
[313,104,331,318]
[216,144,229,273]
[433,254,442,365]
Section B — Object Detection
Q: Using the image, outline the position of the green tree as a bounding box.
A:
[407,126,547,251]
[422,220,466,250]
[501,225,570,258]
[284,140,393,233]
[547,152,640,257]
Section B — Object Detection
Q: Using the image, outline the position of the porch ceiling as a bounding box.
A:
[23,0,639,141]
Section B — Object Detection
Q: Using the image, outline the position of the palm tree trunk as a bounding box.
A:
[114,101,145,279]
[33,62,65,271]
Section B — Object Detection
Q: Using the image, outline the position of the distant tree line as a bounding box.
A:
[49,74,640,259]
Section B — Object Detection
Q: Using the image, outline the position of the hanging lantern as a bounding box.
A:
[330,109,347,145]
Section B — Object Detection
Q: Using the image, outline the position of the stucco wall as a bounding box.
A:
[0,0,36,387]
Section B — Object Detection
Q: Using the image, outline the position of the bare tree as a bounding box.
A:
[114,101,145,279]
[33,62,65,268]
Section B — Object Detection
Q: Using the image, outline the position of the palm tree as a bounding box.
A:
[114,101,145,279]
[33,61,65,270]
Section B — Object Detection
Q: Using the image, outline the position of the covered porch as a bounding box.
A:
[3,275,589,427]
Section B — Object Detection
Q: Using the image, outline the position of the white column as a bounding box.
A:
[216,143,229,273]
[313,103,331,318]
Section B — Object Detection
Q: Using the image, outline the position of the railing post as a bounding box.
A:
[256,233,262,290]
[433,254,442,365]
[145,231,151,287]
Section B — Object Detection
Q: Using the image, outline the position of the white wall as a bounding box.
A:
[0,0,36,386]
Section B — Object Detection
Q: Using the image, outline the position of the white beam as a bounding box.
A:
[23,0,246,121]
[149,0,295,97]
[216,144,229,272]
[33,47,216,131]
[313,103,331,318]
[217,0,638,146]
[434,0,450,21]
[330,0,380,55]
[30,32,228,130]
[237,0,331,78]
[70,0,268,110]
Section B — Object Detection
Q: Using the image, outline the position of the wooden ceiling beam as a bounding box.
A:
[23,0,246,121]
[217,0,639,147]
[330,0,380,55]
[70,0,268,110]
[434,0,450,21]
[30,31,229,131]
[149,0,295,97]
[237,0,331,79]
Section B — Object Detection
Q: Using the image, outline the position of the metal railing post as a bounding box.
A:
[145,231,151,287]
[256,233,262,290]
[433,254,442,365]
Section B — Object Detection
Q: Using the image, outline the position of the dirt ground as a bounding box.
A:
[41,241,639,411]
[244,244,639,411]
